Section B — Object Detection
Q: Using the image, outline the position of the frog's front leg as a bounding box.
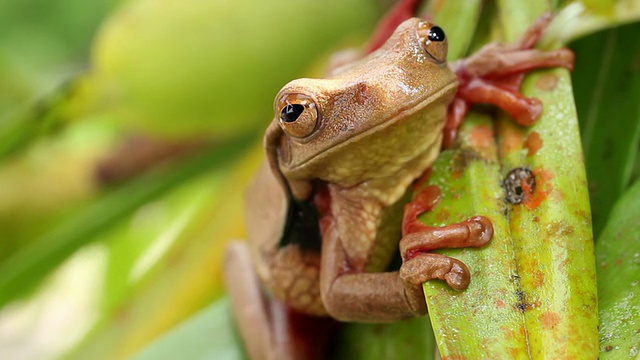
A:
[443,13,575,147]
[319,215,429,321]
[318,184,492,322]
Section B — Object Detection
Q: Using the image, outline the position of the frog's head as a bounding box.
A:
[266,18,457,199]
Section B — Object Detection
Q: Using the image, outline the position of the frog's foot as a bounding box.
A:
[400,183,493,290]
[399,216,493,290]
[443,13,575,148]
[400,253,471,291]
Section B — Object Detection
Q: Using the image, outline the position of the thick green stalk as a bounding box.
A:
[421,114,530,358]
[420,1,598,358]
[498,68,598,358]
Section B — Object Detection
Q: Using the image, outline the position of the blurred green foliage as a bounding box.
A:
[0,0,639,359]
[0,0,116,261]
[0,0,113,114]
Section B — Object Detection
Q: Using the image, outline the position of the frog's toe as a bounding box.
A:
[514,96,543,126]
[464,216,494,247]
[400,216,493,260]
[443,260,471,290]
[400,253,471,291]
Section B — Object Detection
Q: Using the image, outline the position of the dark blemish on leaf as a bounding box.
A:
[514,289,533,313]
[451,147,481,178]
[604,345,613,352]
[503,168,535,204]
[547,221,575,237]
[516,302,530,313]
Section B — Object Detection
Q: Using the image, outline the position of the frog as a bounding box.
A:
[224,14,574,360]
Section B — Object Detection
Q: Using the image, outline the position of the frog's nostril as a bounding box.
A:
[281,104,305,123]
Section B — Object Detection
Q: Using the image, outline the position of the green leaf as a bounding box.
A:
[88,0,383,138]
[0,132,255,309]
[499,68,598,359]
[0,77,82,160]
[66,143,263,359]
[571,21,640,238]
[131,297,246,360]
[421,114,532,357]
[596,178,640,359]
[335,316,435,360]
[541,1,640,47]
[419,0,483,60]
[132,296,435,360]
[422,71,598,359]
[419,1,598,358]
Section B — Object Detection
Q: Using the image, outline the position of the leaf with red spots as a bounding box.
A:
[417,1,598,358]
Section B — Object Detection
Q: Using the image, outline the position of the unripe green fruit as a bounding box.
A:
[90,0,381,138]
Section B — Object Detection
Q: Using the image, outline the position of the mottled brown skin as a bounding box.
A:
[224,15,574,360]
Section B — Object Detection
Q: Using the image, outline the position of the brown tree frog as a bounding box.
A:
[224,15,573,360]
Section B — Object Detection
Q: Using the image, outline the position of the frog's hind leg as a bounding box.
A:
[224,241,273,360]
[224,241,337,360]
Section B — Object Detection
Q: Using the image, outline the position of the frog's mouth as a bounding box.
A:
[281,80,458,174]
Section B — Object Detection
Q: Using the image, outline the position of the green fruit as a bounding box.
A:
[89,0,381,138]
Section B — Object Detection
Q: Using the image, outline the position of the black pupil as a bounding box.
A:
[281,104,304,123]
[428,26,445,42]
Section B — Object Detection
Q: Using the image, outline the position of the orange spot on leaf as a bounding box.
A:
[539,311,561,329]
[495,299,505,308]
[524,131,543,156]
[532,270,545,288]
[434,207,452,223]
[522,167,554,210]
[499,125,524,157]
[536,74,559,91]
[469,124,494,157]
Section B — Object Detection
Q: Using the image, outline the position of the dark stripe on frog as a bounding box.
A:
[278,197,322,252]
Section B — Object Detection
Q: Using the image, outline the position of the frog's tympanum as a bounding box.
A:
[225,15,574,360]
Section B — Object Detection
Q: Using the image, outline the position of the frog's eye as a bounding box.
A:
[276,93,319,138]
[428,26,445,42]
[417,21,448,64]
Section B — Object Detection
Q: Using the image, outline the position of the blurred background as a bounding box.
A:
[0,0,384,358]
[0,0,638,359]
